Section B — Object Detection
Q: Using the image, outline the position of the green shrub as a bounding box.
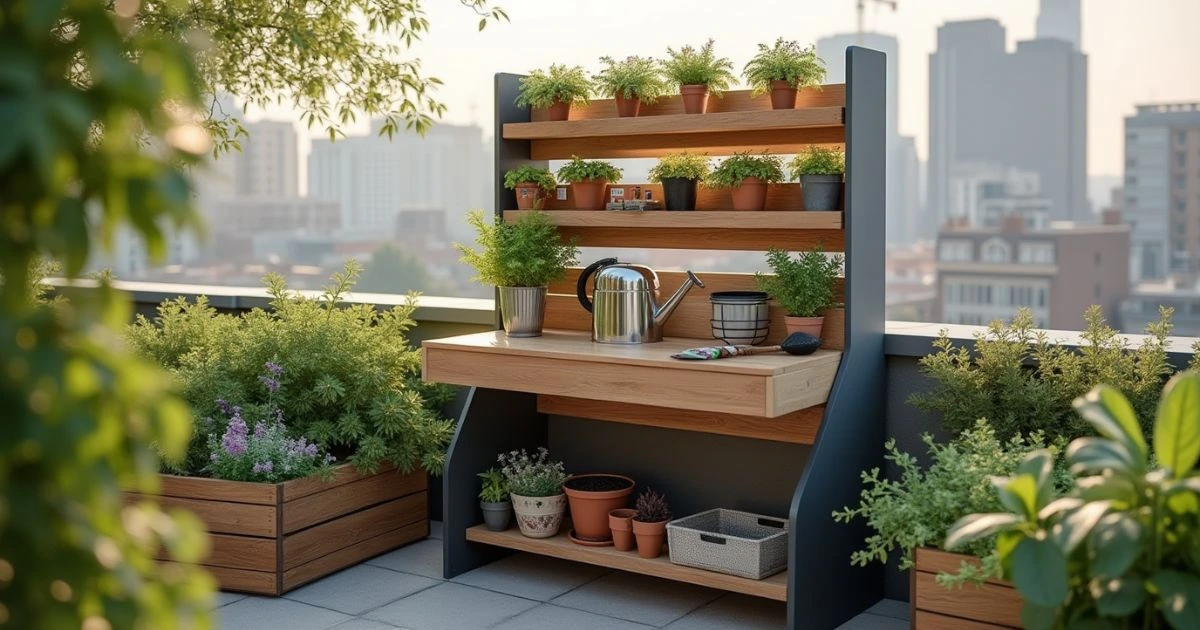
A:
[755,247,843,317]
[706,151,785,187]
[504,165,557,192]
[456,210,579,287]
[662,38,736,93]
[647,152,712,182]
[594,55,669,102]
[742,38,826,95]
[516,64,591,109]
[790,145,845,177]
[556,156,623,183]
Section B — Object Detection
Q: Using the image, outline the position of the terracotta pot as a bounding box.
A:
[514,183,545,210]
[510,493,567,538]
[563,474,635,543]
[770,79,798,110]
[680,84,710,114]
[729,176,769,211]
[571,179,608,210]
[785,315,825,340]
[608,508,637,552]
[632,519,668,558]
[615,94,642,118]
[545,99,570,121]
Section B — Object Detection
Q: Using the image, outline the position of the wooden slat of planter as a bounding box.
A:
[282,464,391,501]
[531,85,845,121]
[915,548,1011,587]
[157,475,278,505]
[198,533,277,572]
[914,611,1014,630]
[281,521,428,592]
[151,495,277,537]
[913,572,1021,628]
[282,493,427,570]
[281,470,425,534]
[164,562,278,596]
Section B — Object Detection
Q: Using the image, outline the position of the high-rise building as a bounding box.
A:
[1036,0,1081,49]
[895,135,922,243]
[1124,102,1200,281]
[234,120,299,198]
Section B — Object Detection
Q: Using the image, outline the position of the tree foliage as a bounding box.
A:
[358,244,440,294]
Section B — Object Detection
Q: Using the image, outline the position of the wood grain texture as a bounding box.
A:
[282,521,429,592]
[912,572,1021,629]
[508,107,842,140]
[913,611,1013,630]
[156,475,278,505]
[557,226,844,252]
[532,85,846,121]
[530,127,846,160]
[465,524,787,601]
[144,495,278,538]
[281,469,426,534]
[914,548,1011,587]
[282,463,392,501]
[768,359,841,416]
[164,562,279,596]
[283,493,427,570]
[538,396,823,444]
[504,209,843,228]
[525,183,844,213]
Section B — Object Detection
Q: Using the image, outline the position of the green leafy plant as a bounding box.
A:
[556,156,623,184]
[945,373,1200,629]
[910,306,1185,443]
[790,145,845,177]
[478,468,509,503]
[515,64,592,109]
[648,152,712,182]
[128,263,455,475]
[504,165,557,192]
[706,152,785,188]
[742,38,826,95]
[755,247,843,317]
[594,55,669,102]
[662,39,736,93]
[455,210,579,287]
[635,488,672,523]
[497,448,568,497]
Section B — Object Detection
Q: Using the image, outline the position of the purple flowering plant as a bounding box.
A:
[207,361,335,483]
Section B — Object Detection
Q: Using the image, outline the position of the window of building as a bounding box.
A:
[1126,157,1137,168]
[1126,174,1138,186]
[1179,152,1188,169]
[1094,284,1101,298]
[1038,288,1047,307]
[1018,242,1055,264]
[1179,131,1188,145]
[982,238,1011,263]
[938,240,972,262]
[1177,175,1187,190]
[1095,252,1101,266]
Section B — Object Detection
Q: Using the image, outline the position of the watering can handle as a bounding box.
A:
[576,257,617,313]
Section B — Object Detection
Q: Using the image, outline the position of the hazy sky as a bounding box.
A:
[261,0,1200,178]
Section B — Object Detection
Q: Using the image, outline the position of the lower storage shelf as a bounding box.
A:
[464,524,788,601]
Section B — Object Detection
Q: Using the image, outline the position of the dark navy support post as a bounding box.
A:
[787,46,887,629]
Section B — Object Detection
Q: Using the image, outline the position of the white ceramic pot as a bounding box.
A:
[510,493,567,538]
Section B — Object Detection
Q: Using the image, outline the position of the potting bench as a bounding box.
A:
[422,46,886,630]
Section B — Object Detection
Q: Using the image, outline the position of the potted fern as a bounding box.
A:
[455,210,579,337]
[648,152,711,211]
[790,146,845,211]
[504,165,556,210]
[477,468,511,532]
[755,247,843,338]
[742,38,826,110]
[557,156,623,210]
[706,151,784,211]
[515,64,591,121]
[594,55,668,118]
[632,488,672,559]
[662,39,736,114]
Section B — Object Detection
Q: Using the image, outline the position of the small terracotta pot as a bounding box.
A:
[729,176,769,211]
[632,519,668,559]
[563,474,635,543]
[514,183,545,210]
[770,79,798,110]
[680,84,710,114]
[546,99,570,121]
[608,508,637,552]
[615,94,642,118]
[571,179,608,210]
[785,315,825,340]
[510,493,567,538]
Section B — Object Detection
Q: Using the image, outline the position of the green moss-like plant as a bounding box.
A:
[556,156,623,183]
[594,55,669,102]
[455,210,579,287]
[478,467,509,503]
[790,145,845,177]
[662,39,736,94]
[706,152,785,188]
[515,64,592,109]
[648,152,712,182]
[755,247,842,317]
[743,38,826,95]
[503,165,557,192]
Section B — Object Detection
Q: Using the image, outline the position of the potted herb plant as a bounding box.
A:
[556,156,623,211]
[497,448,569,539]
[593,55,669,118]
[632,488,672,559]
[609,507,638,552]
[456,210,579,337]
[755,247,843,338]
[648,152,711,211]
[742,38,826,110]
[790,146,845,211]
[706,151,784,211]
[504,165,556,210]
[562,473,635,545]
[477,467,512,532]
[515,64,591,122]
[662,39,736,114]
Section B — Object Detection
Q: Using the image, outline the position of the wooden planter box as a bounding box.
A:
[911,548,1022,629]
[126,464,428,595]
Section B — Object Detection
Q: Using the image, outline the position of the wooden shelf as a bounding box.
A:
[422,330,840,418]
[465,524,788,601]
[503,210,842,230]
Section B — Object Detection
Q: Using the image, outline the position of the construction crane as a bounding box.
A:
[857,0,897,43]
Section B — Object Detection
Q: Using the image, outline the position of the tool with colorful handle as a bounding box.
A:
[670,332,820,360]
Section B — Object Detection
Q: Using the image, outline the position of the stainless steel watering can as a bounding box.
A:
[576,258,704,344]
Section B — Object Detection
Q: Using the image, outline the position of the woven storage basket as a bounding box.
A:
[666,509,788,579]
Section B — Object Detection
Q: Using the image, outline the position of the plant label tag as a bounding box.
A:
[610,187,624,200]
[556,186,568,200]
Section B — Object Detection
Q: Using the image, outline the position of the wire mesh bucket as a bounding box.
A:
[710,291,769,346]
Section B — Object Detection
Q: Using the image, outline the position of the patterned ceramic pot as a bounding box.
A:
[510,493,567,538]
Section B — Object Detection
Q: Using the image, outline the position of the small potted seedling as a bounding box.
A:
[742,38,826,110]
[557,156,623,211]
[516,64,591,121]
[477,467,511,532]
[648,152,711,211]
[755,247,843,339]
[706,151,784,211]
[789,146,845,211]
[593,55,669,118]
[497,448,569,538]
[632,488,672,559]
[504,165,557,210]
[662,39,736,115]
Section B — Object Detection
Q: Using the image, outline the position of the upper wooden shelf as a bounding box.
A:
[422,330,841,418]
[503,210,841,230]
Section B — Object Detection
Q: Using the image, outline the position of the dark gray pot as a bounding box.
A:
[801,174,843,211]
[661,177,699,211]
[480,500,512,531]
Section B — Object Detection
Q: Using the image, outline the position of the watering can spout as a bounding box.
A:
[653,270,704,330]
